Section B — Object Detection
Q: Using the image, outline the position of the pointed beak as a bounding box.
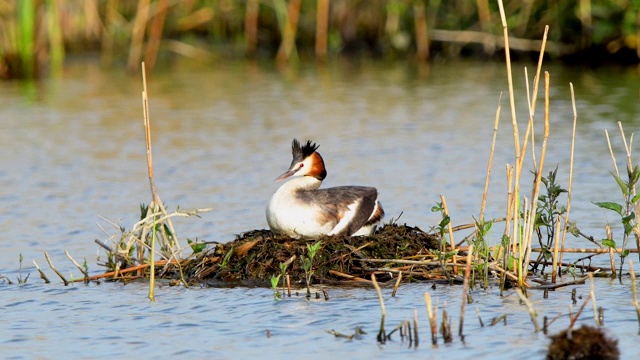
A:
[275,169,296,182]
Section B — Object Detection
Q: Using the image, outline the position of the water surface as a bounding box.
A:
[1,59,639,358]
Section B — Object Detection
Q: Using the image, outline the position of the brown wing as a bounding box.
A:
[297,186,378,236]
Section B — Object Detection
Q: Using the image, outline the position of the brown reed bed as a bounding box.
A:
[1,1,638,79]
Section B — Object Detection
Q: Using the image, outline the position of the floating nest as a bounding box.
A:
[546,325,620,360]
[167,223,442,287]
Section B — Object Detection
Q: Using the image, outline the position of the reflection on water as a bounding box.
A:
[0,59,639,358]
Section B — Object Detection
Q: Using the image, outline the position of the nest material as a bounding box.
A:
[546,325,619,360]
[174,223,441,286]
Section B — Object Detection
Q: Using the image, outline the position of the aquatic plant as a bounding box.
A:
[301,240,321,298]
[594,163,640,281]
[531,167,568,272]
[471,218,493,289]
[430,201,456,280]
[270,274,282,300]
[16,253,29,284]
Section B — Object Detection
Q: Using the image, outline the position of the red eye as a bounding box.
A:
[299,163,304,168]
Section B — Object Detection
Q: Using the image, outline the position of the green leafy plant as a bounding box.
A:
[270,275,282,300]
[301,241,322,299]
[278,260,290,295]
[187,238,206,254]
[594,165,640,280]
[532,167,567,272]
[431,202,456,279]
[472,217,493,289]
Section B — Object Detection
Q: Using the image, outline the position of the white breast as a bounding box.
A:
[266,178,334,239]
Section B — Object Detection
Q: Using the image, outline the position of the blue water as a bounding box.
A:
[1,59,640,358]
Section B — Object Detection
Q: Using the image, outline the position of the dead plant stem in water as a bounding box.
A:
[558,83,578,268]
[424,292,437,345]
[479,93,502,222]
[515,288,540,332]
[372,273,387,343]
[458,245,473,337]
[588,272,601,327]
[629,260,640,330]
[440,194,457,273]
[45,251,68,286]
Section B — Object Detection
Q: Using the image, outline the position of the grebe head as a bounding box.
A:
[275,139,327,181]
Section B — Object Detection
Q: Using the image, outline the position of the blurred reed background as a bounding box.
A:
[0,0,638,79]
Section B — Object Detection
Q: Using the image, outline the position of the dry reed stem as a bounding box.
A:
[479,93,502,221]
[245,0,259,55]
[529,26,549,120]
[498,0,523,272]
[440,194,457,272]
[619,122,640,254]
[328,269,370,282]
[72,259,176,283]
[618,121,633,170]
[559,83,578,268]
[142,61,157,302]
[127,0,150,72]
[276,0,301,65]
[607,225,617,277]
[476,0,491,42]
[515,288,540,332]
[144,0,169,71]
[605,130,620,177]
[476,307,484,327]
[629,260,640,329]
[413,309,420,347]
[532,247,640,254]
[521,71,551,285]
[490,263,521,283]
[529,276,588,290]
[524,68,537,170]
[424,292,437,345]
[414,0,429,62]
[371,275,384,302]
[497,0,519,155]
[568,293,592,329]
[504,165,514,239]
[44,251,68,286]
[64,250,89,280]
[362,258,465,267]
[459,244,473,337]
[372,273,387,342]
[391,271,402,297]
[32,260,50,283]
[551,215,561,283]
[588,272,600,327]
[315,0,329,59]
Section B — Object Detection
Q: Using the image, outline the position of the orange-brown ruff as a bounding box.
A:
[266,139,384,239]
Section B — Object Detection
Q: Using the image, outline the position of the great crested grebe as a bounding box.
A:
[266,139,384,239]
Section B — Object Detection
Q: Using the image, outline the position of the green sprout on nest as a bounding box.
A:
[187,238,206,254]
[301,240,322,299]
[472,217,493,289]
[270,275,282,300]
[431,202,456,280]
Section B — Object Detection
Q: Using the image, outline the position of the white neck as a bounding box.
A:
[279,175,322,192]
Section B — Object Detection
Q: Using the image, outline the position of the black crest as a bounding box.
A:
[291,139,319,162]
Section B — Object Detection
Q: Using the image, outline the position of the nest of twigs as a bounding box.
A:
[163,223,442,286]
